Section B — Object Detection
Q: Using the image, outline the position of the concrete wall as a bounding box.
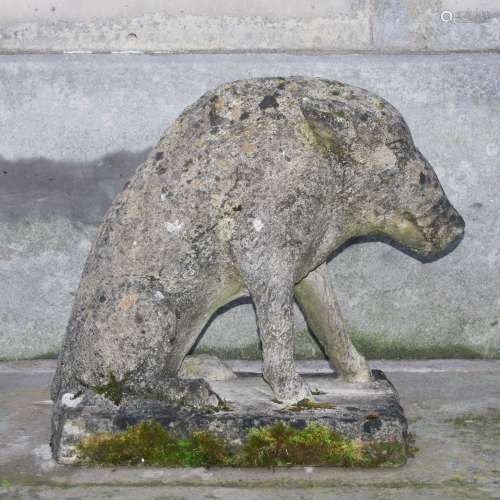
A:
[1,1,499,360]
[2,0,500,53]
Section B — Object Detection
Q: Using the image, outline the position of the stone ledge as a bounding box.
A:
[1,0,499,53]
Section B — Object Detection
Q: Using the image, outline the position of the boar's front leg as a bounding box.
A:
[244,271,312,404]
[294,263,372,383]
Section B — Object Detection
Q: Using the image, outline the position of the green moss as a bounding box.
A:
[10,332,489,364]
[92,371,128,405]
[0,350,59,362]
[330,110,346,119]
[446,409,500,430]
[240,422,410,467]
[363,441,408,467]
[0,479,11,489]
[311,389,326,395]
[194,328,489,361]
[294,328,325,359]
[77,421,409,468]
[237,422,361,467]
[323,137,346,160]
[194,328,325,361]
[349,331,485,360]
[217,400,233,412]
[286,398,336,411]
[201,400,233,413]
[195,344,263,360]
[295,120,346,161]
[27,350,59,360]
[77,421,229,467]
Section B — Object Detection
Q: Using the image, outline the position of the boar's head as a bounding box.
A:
[300,92,464,258]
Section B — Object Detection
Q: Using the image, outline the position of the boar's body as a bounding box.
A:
[52,77,464,404]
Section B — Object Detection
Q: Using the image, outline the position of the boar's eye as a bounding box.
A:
[418,172,435,187]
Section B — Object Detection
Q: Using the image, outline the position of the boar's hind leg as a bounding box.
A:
[52,277,177,401]
[294,263,372,383]
[163,282,247,377]
[243,271,312,404]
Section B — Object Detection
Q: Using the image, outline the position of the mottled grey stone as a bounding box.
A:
[51,376,223,463]
[51,76,464,407]
[51,369,409,465]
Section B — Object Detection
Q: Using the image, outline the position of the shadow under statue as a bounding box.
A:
[50,76,464,466]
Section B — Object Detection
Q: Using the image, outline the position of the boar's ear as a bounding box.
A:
[299,97,355,154]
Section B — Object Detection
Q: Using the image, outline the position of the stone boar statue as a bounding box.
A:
[51,77,464,404]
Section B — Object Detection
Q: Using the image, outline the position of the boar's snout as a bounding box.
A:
[424,200,465,257]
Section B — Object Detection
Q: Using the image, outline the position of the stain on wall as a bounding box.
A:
[0,149,149,224]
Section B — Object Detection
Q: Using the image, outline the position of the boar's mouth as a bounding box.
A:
[335,202,464,264]
[421,213,465,259]
[410,195,465,257]
[364,208,465,263]
[397,208,465,261]
[373,211,429,255]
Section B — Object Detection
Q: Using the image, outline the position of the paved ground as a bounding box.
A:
[0,360,499,499]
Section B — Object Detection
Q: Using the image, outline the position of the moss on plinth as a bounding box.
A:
[77,421,410,468]
[77,421,227,467]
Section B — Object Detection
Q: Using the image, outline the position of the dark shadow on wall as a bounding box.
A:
[327,231,464,266]
[0,149,151,224]
[0,148,326,361]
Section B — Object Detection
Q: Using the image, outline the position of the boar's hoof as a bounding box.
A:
[340,369,373,384]
[267,373,312,405]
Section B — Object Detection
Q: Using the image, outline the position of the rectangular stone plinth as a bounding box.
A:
[51,369,409,466]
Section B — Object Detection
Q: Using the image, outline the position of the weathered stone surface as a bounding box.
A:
[51,370,409,465]
[179,354,236,381]
[51,76,464,408]
[51,377,222,464]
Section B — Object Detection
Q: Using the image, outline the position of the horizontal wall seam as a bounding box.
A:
[0,49,500,56]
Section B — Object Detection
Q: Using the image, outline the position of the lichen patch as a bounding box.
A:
[252,218,264,232]
[166,220,184,233]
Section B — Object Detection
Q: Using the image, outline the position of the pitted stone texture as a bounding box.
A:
[51,77,464,406]
[51,370,409,465]
[179,354,236,381]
